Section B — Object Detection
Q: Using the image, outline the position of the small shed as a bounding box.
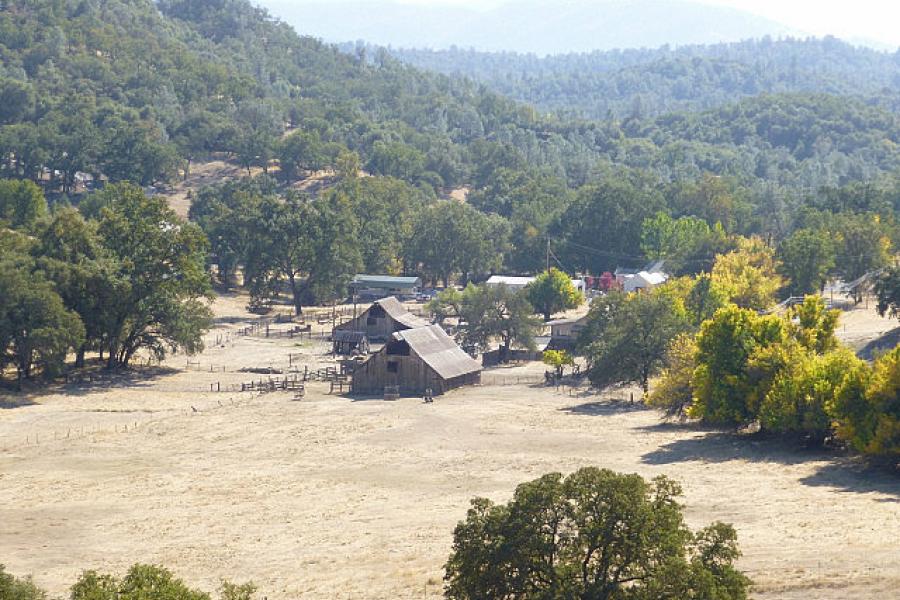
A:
[332,330,370,356]
[546,314,590,351]
[351,274,421,300]
[335,296,429,342]
[351,325,482,396]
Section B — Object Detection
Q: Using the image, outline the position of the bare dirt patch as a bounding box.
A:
[165,160,262,218]
[1,299,898,599]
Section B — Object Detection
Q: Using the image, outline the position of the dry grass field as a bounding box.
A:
[1,295,898,599]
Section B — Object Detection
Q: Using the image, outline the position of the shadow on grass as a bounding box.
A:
[213,315,253,325]
[1,365,181,402]
[642,432,831,466]
[0,395,37,409]
[857,326,900,360]
[642,431,900,497]
[559,399,652,416]
[799,458,900,500]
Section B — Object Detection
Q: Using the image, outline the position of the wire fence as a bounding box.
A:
[480,373,547,386]
[0,390,270,452]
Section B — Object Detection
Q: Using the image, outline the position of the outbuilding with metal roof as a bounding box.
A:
[334,296,429,342]
[351,324,482,396]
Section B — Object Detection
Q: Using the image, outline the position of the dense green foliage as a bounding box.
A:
[0,0,613,192]
[445,468,749,599]
[388,37,900,120]
[618,265,900,462]
[3,0,900,305]
[833,347,900,460]
[649,293,899,458]
[525,268,583,321]
[582,290,688,393]
[0,564,45,600]
[430,283,541,356]
[91,184,212,368]
[1,181,211,383]
[0,256,85,381]
[647,333,698,418]
[873,265,900,319]
[1,564,255,600]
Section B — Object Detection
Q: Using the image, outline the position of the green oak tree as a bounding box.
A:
[873,265,900,320]
[91,184,212,369]
[584,289,687,393]
[0,179,47,231]
[777,228,835,296]
[0,254,85,384]
[0,564,45,600]
[455,283,541,357]
[71,564,256,600]
[445,468,750,600]
[525,268,584,321]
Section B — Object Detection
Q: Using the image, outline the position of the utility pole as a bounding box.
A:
[546,237,551,274]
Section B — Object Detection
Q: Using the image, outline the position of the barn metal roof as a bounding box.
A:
[352,274,422,289]
[392,325,482,380]
[376,296,430,329]
[333,330,367,343]
[485,275,536,287]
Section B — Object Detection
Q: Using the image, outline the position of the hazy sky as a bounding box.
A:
[710,0,900,47]
[259,0,900,48]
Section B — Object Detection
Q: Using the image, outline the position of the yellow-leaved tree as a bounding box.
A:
[711,236,784,311]
[833,347,900,461]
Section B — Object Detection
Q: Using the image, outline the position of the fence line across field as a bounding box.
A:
[480,373,547,386]
[1,390,272,452]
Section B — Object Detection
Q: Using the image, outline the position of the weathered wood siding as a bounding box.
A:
[336,304,403,341]
[351,347,480,396]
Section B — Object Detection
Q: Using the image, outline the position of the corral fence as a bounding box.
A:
[220,366,350,394]
[481,348,545,368]
[480,373,546,386]
[233,322,317,340]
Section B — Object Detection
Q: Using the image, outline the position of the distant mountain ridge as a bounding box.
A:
[377,36,900,119]
[258,0,802,54]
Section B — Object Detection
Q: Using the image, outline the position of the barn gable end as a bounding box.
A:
[351,325,481,396]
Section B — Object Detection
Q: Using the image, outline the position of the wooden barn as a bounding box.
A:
[332,330,370,356]
[351,325,482,396]
[334,296,429,342]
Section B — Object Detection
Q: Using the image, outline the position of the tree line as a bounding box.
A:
[563,234,900,462]
[5,0,900,208]
[187,167,898,308]
[0,181,211,385]
[386,36,900,120]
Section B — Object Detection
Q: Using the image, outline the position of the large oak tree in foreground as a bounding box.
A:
[445,467,749,600]
[91,184,212,369]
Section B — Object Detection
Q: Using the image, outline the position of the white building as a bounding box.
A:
[623,271,668,293]
[485,275,536,292]
[486,275,587,294]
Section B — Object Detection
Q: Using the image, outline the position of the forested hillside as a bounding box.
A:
[387,37,900,119]
[3,0,900,316]
[0,0,570,192]
[3,1,900,200]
